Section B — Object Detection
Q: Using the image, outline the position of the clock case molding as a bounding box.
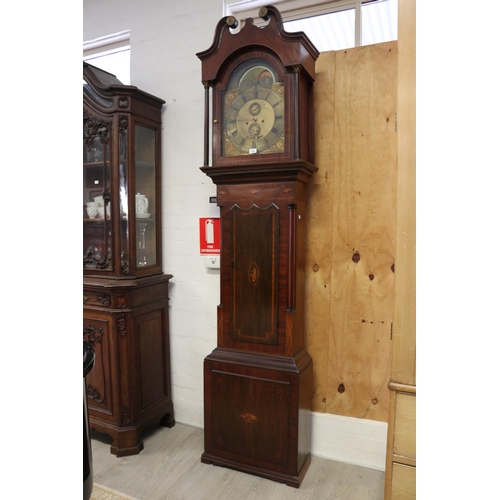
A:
[197,6,319,488]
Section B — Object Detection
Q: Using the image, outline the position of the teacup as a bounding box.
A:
[86,202,97,219]
[96,205,111,219]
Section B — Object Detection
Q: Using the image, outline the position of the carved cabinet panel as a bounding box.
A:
[83,275,174,457]
[83,315,113,416]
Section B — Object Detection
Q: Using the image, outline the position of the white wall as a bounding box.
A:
[84,0,223,429]
[83,0,386,471]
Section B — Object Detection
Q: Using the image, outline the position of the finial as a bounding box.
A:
[259,7,271,21]
[226,16,238,29]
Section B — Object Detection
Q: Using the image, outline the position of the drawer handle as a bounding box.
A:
[83,295,89,302]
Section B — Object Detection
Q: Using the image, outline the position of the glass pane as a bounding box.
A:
[223,58,285,156]
[119,128,130,274]
[284,8,355,51]
[362,0,398,46]
[135,125,156,267]
[83,127,112,270]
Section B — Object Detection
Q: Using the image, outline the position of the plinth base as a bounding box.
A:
[201,348,313,488]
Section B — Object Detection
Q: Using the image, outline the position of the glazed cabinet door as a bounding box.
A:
[83,109,115,274]
[83,62,165,278]
[134,124,159,270]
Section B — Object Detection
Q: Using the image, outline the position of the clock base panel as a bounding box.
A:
[201,348,313,488]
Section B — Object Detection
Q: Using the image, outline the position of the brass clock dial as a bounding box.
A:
[223,59,285,156]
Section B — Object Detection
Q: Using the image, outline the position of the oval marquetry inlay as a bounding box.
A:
[240,413,258,423]
[249,262,259,285]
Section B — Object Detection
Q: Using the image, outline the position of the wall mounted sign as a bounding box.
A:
[199,218,220,254]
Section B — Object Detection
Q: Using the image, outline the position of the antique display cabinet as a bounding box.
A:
[197,6,319,487]
[83,62,174,456]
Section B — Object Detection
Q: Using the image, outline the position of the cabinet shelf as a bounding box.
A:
[83,161,105,167]
[136,162,155,169]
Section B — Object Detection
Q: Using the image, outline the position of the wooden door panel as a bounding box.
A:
[136,309,167,412]
[229,203,279,345]
[210,369,290,467]
[83,316,113,415]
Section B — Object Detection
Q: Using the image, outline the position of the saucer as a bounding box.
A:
[137,213,151,219]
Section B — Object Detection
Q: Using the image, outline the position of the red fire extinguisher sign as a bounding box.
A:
[199,218,220,254]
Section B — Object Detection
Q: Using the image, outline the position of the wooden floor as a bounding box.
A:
[90,423,384,500]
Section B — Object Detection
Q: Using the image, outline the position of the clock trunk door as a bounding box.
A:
[229,203,279,346]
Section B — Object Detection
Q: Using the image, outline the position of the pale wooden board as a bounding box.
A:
[394,392,416,459]
[391,463,416,500]
[305,50,336,413]
[384,4,416,496]
[306,42,398,421]
[391,0,416,387]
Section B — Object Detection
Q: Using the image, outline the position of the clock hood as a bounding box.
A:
[196,5,319,84]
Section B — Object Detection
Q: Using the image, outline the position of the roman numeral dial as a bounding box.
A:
[223,61,285,156]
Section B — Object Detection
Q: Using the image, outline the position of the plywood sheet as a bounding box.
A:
[306,42,397,421]
[305,51,336,413]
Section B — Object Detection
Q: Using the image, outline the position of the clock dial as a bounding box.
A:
[223,60,285,156]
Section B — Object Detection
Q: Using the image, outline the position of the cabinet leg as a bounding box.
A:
[110,441,144,457]
[110,429,144,457]
[160,403,176,428]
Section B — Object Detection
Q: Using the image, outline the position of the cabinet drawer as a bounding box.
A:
[391,463,416,500]
[83,289,113,308]
[394,392,416,459]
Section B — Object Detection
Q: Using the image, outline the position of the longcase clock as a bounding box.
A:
[197,5,319,487]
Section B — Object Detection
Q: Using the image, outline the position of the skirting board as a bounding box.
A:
[311,412,388,471]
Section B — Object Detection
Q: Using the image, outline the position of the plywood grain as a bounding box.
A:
[305,42,397,421]
[306,51,336,413]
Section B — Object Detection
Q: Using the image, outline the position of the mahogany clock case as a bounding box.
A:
[200,166,316,488]
[197,5,319,488]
